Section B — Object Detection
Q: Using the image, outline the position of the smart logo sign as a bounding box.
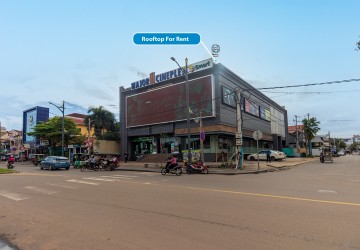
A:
[131,59,213,90]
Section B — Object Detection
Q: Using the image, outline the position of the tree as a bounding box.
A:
[302,117,320,156]
[84,106,117,140]
[350,142,360,152]
[334,138,346,151]
[356,38,360,51]
[27,117,86,148]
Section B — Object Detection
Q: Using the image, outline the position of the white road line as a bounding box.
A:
[143,182,152,185]
[113,174,138,178]
[83,177,115,182]
[66,179,99,185]
[100,176,134,180]
[139,172,158,175]
[46,183,77,189]
[348,179,360,182]
[0,190,31,201]
[25,186,59,194]
[318,190,338,194]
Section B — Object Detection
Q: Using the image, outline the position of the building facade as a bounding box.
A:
[120,59,288,162]
[22,106,49,154]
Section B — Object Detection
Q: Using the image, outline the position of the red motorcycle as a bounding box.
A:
[186,161,209,174]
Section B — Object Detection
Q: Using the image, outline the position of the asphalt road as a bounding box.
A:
[0,155,359,250]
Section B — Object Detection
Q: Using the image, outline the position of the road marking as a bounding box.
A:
[348,179,360,182]
[83,177,115,182]
[113,174,138,178]
[46,183,77,189]
[100,176,134,179]
[318,190,338,194]
[66,179,99,185]
[143,182,152,185]
[25,186,59,194]
[0,190,31,201]
[184,187,360,207]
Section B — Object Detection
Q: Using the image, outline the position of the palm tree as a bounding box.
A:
[85,106,116,139]
[302,117,320,156]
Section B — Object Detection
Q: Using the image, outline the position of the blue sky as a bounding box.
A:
[0,0,359,138]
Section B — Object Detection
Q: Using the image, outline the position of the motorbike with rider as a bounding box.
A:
[161,154,182,176]
[7,155,15,169]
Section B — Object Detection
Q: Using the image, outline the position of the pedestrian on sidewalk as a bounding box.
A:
[266,148,271,163]
[124,152,128,163]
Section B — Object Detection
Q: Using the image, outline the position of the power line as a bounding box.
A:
[257,78,360,90]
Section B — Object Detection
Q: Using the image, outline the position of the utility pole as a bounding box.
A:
[307,113,311,156]
[171,57,191,164]
[199,111,204,163]
[235,89,243,170]
[294,115,299,152]
[87,118,93,155]
[49,101,65,156]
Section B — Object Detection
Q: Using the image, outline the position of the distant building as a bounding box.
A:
[288,125,305,148]
[343,138,353,146]
[353,135,360,143]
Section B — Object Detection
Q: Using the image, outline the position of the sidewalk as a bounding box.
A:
[118,157,317,175]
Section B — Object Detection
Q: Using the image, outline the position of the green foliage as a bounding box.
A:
[302,117,320,155]
[334,138,346,151]
[27,117,85,146]
[85,106,118,140]
[350,142,360,151]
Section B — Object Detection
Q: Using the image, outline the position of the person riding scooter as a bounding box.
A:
[7,155,15,169]
[165,154,177,172]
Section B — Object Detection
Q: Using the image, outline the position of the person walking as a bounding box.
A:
[266,148,272,163]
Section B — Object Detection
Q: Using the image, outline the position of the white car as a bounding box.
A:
[337,151,345,156]
[247,150,286,161]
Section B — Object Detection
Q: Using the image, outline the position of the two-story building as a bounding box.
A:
[120,59,288,162]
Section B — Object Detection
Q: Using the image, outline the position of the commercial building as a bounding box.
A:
[22,106,49,155]
[120,59,288,162]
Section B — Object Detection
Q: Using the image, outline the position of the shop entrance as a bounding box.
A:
[131,137,154,156]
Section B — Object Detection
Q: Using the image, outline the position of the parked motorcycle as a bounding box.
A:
[81,159,99,172]
[99,156,120,171]
[161,164,183,176]
[186,161,209,174]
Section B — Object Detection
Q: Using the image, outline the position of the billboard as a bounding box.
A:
[260,106,271,121]
[222,86,236,107]
[245,99,259,117]
[126,75,214,128]
[23,106,49,143]
[25,109,37,142]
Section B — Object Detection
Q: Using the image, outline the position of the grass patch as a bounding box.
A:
[0,168,17,174]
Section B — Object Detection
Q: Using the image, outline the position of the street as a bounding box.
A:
[0,155,360,250]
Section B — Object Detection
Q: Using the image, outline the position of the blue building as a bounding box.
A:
[23,106,49,150]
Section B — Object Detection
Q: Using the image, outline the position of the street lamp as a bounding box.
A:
[171,57,192,164]
[49,101,65,156]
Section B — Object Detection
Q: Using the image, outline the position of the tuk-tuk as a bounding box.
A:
[72,153,89,169]
[31,154,45,166]
[320,147,333,163]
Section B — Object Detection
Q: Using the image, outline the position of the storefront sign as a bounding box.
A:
[131,59,213,90]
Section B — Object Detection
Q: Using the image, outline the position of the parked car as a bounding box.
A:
[40,156,70,171]
[337,151,345,156]
[247,150,286,161]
